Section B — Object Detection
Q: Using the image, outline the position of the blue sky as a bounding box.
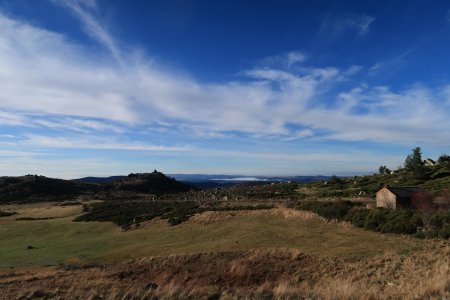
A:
[1,0,450,178]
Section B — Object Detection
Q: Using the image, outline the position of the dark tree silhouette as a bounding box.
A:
[404,147,426,178]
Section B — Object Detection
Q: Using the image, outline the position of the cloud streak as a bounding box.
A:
[52,0,123,63]
[0,5,449,150]
[20,134,191,152]
[316,12,375,43]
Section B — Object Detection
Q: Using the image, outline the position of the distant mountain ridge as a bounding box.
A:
[75,174,330,184]
[0,175,97,202]
[74,176,127,184]
[74,174,331,190]
[109,171,193,194]
[0,171,193,203]
[169,174,330,183]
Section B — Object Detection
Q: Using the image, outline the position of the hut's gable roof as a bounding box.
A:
[385,186,422,198]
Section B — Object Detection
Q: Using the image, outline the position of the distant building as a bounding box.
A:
[424,158,436,167]
[376,186,422,209]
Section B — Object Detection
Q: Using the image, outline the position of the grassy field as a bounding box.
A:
[0,202,425,268]
[0,202,449,299]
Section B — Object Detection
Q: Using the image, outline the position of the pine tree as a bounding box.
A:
[404,147,425,179]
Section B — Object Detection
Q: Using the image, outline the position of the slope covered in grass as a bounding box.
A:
[0,203,425,268]
[298,164,450,199]
[0,203,448,299]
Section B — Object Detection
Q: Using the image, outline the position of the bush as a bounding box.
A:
[0,211,16,217]
[438,224,450,239]
[410,213,423,228]
[415,230,425,239]
[298,200,449,239]
[211,205,274,211]
[429,211,450,228]
[424,229,439,239]
[380,211,416,234]
[74,201,205,229]
[74,201,275,229]
[344,208,370,228]
[297,201,356,221]
[364,208,388,231]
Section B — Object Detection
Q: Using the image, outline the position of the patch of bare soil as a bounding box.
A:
[1,244,448,300]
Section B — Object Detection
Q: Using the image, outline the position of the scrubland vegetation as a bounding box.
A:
[0,149,449,299]
[297,200,450,238]
[0,202,448,299]
[74,200,274,228]
[0,210,16,217]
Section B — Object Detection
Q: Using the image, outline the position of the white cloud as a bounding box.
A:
[441,85,450,104]
[22,134,190,152]
[0,7,449,148]
[0,111,28,126]
[368,52,410,77]
[51,0,122,63]
[0,155,123,179]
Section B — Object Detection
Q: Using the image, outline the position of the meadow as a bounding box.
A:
[0,202,449,299]
[0,202,423,267]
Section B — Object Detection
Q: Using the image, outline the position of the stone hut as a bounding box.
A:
[376,186,422,209]
[424,158,436,167]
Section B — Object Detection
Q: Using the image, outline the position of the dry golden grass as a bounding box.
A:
[1,202,83,219]
[0,203,449,299]
[0,245,448,299]
[187,207,320,224]
[0,204,426,267]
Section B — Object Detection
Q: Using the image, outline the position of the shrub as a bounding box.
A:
[297,200,449,239]
[297,201,356,221]
[429,211,450,228]
[211,205,274,211]
[345,208,370,228]
[380,211,416,234]
[410,213,423,228]
[415,230,425,239]
[438,224,450,239]
[411,192,436,228]
[363,208,388,231]
[74,201,190,229]
[0,211,16,217]
[74,201,275,229]
[424,229,439,239]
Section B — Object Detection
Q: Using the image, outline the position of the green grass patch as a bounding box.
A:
[0,205,424,268]
[74,201,274,229]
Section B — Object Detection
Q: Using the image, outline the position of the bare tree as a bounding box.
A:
[411,192,435,228]
[437,189,450,210]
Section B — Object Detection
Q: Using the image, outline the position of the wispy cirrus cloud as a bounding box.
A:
[0,1,450,152]
[261,51,307,68]
[368,52,410,78]
[21,134,190,152]
[51,0,123,63]
[315,12,375,43]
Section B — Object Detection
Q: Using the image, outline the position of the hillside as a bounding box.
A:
[302,163,450,199]
[0,175,97,203]
[0,201,448,299]
[107,171,194,194]
[73,176,126,184]
[170,162,450,202]
[0,171,194,203]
